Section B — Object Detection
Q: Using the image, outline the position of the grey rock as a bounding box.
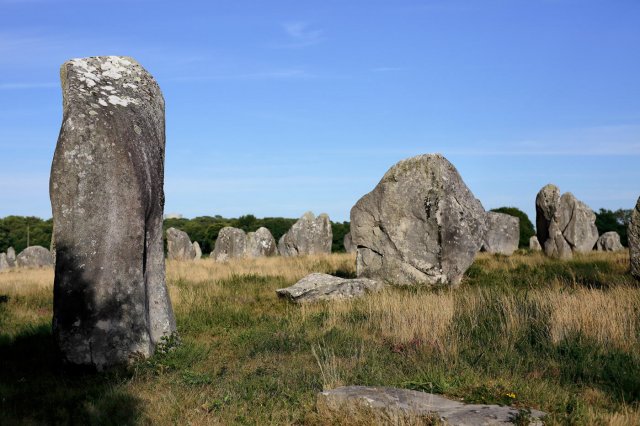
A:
[6,247,16,267]
[246,227,277,258]
[529,236,542,251]
[50,56,176,370]
[596,231,624,252]
[192,241,202,259]
[278,212,332,257]
[630,197,640,279]
[535,185,598,259]
[317,386,546,425]
[276,273,383,303]
[166,227,196,260]
[0,253,9,271]
[212,227,247,261]
[350,154,486,287]
[343,232,356,253]
[16,246,54,268]
[482,212,519,255]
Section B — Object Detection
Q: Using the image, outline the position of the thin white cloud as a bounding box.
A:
[269,21,325,48]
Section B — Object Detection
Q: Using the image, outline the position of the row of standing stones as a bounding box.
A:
[0,246,54,271]
[38,55,640,386]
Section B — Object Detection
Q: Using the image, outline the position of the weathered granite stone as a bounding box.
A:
[343,232,356,253]
[529,236,542,251]
[6,247,16,267]
[50,56,176,370]
[317,386,546,425]
[212,227,247,261]
[596,231,623,252]
[16,246,54,268]
[246,227,277,258]
[350,154,486,287]
[482,212,519,255]
[0,253,9,271]
[536,185,598,259]
[166,227,196,260]
[276,273,383,303]
[278,212,332,257]
[630,197,640,279]
[192,241,202,259]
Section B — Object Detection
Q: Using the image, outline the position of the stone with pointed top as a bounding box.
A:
[529,236,542,251]
[166,227,196,260]
[278,212,332,257]
[350,154,486,287]
[212,227,247,261]
[50,56,176,370]
[192,241,202,259]
[246,227,278,258]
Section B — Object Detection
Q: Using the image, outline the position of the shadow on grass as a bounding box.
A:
[0,324,143,425]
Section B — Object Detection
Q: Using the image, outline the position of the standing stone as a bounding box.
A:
[166,227,196,260]
[629,197,640,279]
[278,212,332,257]
[343,232,356,253]
[16,246,54,268]
[212,227,247,261]
[351,154,486,287]
[246,227,278,258]
[0,253,9,271]
[596,231,624,252]
[482,212,519,256]
[192,241,202,259]
[529,236,542,251]
[6,247,16,267]
[536,184,598,259]
[50,56,176,370]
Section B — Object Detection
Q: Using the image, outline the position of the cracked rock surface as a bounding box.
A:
[50,56,176,370]
[278,212,332,257]
[350,154,486,286]
[167,227,197,260]
[482,212,519,256]
[276,273,383,303]
[630,197,640,279]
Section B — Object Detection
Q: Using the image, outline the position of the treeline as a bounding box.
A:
[0,208,632,254]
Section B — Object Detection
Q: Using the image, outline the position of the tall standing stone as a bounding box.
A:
[0,253,9,271]
[482,212,519,256]
[192,241,202,259]
[50,56,176,370]
[343,232,356,253]
[212,227,247,261]
[166,227,196,260]
[629,197,640,279]
[535,184,598,259]
[278,212,332,257]
[246,227,278,258]
[351,154,486,286]
[6,247,16,267]
[529,236,542,251]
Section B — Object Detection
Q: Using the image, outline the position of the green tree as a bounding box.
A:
[331,221,350,252]
[595,208,631,246]
[490,207,535,248]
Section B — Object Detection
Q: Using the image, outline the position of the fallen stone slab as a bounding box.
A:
[317,386,546,425]
[276,273,383,303]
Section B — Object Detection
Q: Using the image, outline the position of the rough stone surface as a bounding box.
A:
[350,154,486,287]
[343,232,356,253]
[482,212,519,255]
[6,247,16,267]
[166,227,196,261]
[50,56,176,370]
[317,386,546,426]
[246,227,278,258]
[0,253,9,271]
[192,241,202,259]
[278,212,332,257]
[536,184,598,259]
[16,246,54,268]
[212,227,247,261]
[596,231,624,252]
[630,197,640,279]
[529,236,542,251]
[276,273,383,303]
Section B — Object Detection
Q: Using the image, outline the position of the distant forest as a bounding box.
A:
[0,208,631,254]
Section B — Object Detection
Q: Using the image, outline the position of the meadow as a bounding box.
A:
[1,251,639,425]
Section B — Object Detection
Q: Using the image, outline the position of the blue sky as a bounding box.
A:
[1,0,639,222]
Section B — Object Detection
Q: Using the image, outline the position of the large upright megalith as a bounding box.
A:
[482,212,519,256]
[351,154,486,286]
[629,197,640,279]
[50,56,176,370]
[246,227,278,258]
[278,212,332,257]
[535,184,598,259]
[166,227,197,260]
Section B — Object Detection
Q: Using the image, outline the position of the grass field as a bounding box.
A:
[1,251,639,425]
